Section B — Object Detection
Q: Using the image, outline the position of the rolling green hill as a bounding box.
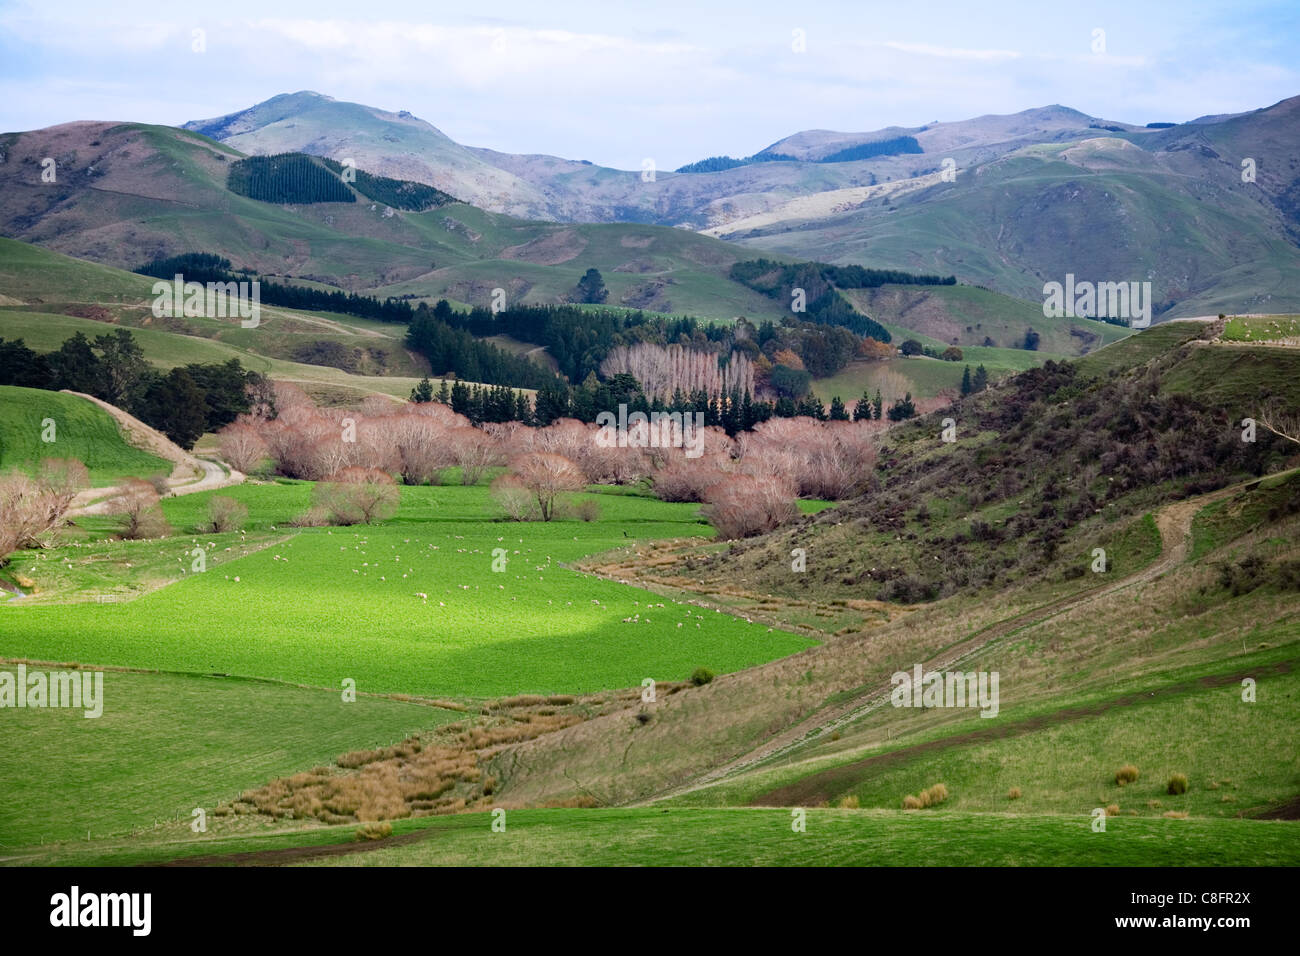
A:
[732,141,1300,316]
[0,122,792,323]
[0,385,167,482]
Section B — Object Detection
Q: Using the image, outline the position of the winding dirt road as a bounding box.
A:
[60,390,244,516]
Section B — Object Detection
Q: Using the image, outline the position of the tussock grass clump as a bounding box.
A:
[903,783,949,809]
[1007,787,1022,800]
[497,694,545,708]
[838,795,860,809]
[1105,804,1120,817]
[354,821,393,841]
[1163,810,1189,819]
[1167,773,1189,795]
[1115,764,1140,786]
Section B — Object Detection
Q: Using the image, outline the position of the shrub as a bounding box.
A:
[115,479,171,540]
[218,422,270,474]
[503,452,587,521]
[288,507,329,528]
[1167,773,1188,795]
[0,472,52,560]
[689,667,716,686]
[353,821,393,841]
[701,472,798,539]
[905,783,949,808]
[574,498,601,522]
[1115,764,1140,785]
[203,495,248,533]
[490,473,538,521]
[35,458,89,530]
[313,467,399,525]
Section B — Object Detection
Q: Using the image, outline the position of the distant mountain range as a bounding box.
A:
[180,91,1300,316]
[2,90,1298,318]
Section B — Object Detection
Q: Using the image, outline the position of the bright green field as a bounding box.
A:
[19,807,1297,867]
[0,385,167,483]
[0,484,815,698]
[0,670,459,847]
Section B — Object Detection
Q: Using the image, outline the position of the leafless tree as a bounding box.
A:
[1258,400,1300,447]
[312,467,399,525]
[503,452,587,521]
[115,478,171,540]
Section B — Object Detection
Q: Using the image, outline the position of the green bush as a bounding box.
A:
[690,667,716,687]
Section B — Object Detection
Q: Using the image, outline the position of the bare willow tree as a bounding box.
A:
[116,479,171,540]
[1257,400,1300,447]
[0,459,91,561]
[502,452,587,521]
[600,343,754,401]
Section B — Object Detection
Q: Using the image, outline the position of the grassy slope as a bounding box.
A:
[0,385,166,483]
[733,147,1300,314]
[18,807,1297,867]
[480,327,1300,818]
[0,670,460,846]
[808,283,1130,402]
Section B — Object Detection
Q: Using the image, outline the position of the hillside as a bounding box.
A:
[0,237,497,403]
[0,385,168,483]
[0,121,792,323]
[182,94,1147,228]
[169,91,1300,316]
[480,327,1300,812]
[727,130,1300,315]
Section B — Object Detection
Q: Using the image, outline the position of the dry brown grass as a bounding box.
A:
[903,783,949,809]
[837,795,860,809]
[1105,804,1121,817]
[1116,764,1140,785]
[226,696,604,826]
[1007,787,1022,800]
[354,821,393,841]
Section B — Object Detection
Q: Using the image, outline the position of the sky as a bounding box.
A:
[1,0,1297,170]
